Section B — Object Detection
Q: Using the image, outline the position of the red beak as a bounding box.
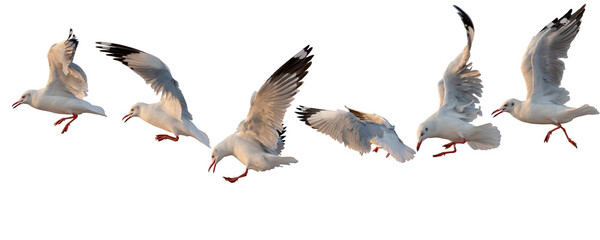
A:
[208,160,216,173]
[417,140,422,151]
[491,108,505,118]
[122,113,133,122]
[12,101,23,109]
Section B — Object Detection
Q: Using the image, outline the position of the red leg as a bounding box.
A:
[433,138,466,157]
[155,134,179,142]
[386,153,390,158]
[54,114,78,134]
[544,125,561,143]
[224,168,249,183]
[558,123,577,148]
[373,146,382,153]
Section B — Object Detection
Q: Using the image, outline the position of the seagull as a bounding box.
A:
[209,46,313,183]
[12,29,106,134]
[296,106,416,162]
[416,6,501,157]
[96,42,210,147]
[492,5,597,148]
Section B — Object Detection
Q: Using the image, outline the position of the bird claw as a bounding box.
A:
[433,152,446,157]
[569,140,578,148]
[223,176,240,183]
[155,134,179,142]
[442,142,454,149]
[386,153,390,158]
[373,147,381,153]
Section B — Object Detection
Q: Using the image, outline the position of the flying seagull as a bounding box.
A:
[209,46,313,183]
[492,4,597,148]
[416,6,501,157]
[13,29,106,134]
[96,42,210,147]
[296,106,416,162]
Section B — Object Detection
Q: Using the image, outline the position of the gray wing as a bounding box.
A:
[521,5,585,104]
[96,42,192,121]
[296,106,379,155]
[45,29,88,99]
[440,6,483,122]
[238,46,313,151]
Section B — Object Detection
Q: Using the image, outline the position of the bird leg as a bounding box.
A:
[386,153,390,158]
[433,138,466,157]
[223,168,248,183]
[373,146,382,153]
[54,114,78,134]
[544,123,577,148]
[155,134,179,142]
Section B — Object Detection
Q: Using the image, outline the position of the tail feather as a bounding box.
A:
[560,104,598,123]
[259,156,298,171]
[89,105,106,117]
[190,126,211,148]
[467,123,501,150]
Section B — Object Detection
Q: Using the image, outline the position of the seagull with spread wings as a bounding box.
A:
[296,106,415,162]
[209,46,313,183]
[492,5,597,148]
[13,29,106,134]
[96,42,210,147]
[416,6,501,157]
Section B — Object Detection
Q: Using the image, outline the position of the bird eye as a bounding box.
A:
[425,128,428,131]
[511,103,514,106]
[504,104,507,107]
[130,108,134,112]
[420,133,424,136]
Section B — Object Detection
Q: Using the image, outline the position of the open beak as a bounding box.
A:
[122,113,133,122]
[491,108,505,118]
[12,100,23,109]
[417,140,422,151]
[208,160,217,173]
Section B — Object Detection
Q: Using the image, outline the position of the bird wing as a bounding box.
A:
[296,106,376,155]
[237,46,313,151]
[439,5,483,123]
[45,29,88,99]
[521,5,585,104]
[97,42,192,121]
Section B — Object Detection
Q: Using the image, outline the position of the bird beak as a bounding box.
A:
[208,160,217,173]
[122,113,133,122]
[491,108,505,118]
[12,100,23,109]
[417,140,423,151]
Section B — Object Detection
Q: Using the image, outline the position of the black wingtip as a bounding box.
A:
[295,105,322,127]
[95,42,144,66]
[453,5,474,31]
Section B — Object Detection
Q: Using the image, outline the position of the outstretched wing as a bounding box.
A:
[439,5,483,123]
[296,106,375,155]
[97,42,192,121]
[521,4,585,104]
[237,46,313,151]
[45,29,88,99]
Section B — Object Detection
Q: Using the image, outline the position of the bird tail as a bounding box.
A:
[189,125,211,148]
[89,105,106,117]
[260,156,298,171]
[466,123,501,150]
[560,104,599,123]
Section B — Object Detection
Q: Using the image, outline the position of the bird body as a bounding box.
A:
[209,46,313,183]
[416,6,500,157]
[13,29,106,134]
[493,5,598,147]
[97,42,210,147]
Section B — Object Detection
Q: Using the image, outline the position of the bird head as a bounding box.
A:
[208,147,225,173]
[12,90,35,109]
[416,121,435,151]
[492,98,519,118]
[122,103,142,122]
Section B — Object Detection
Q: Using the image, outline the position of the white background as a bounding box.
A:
[1,0,599,239]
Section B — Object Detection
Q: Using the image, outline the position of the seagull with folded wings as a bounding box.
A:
[13,29,106,134]
[96,42,210,147]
